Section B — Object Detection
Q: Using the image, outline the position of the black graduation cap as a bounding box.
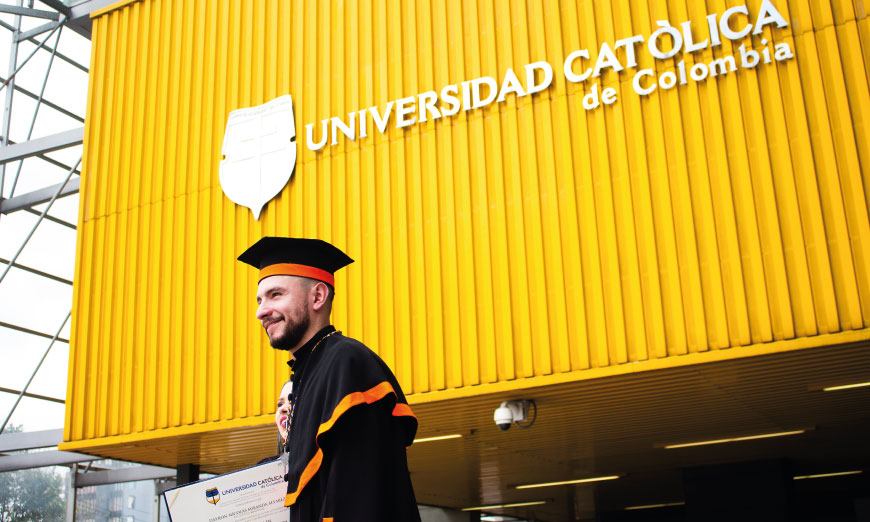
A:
[237,237,354,285]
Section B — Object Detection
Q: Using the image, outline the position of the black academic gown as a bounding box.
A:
[284,326,421,522]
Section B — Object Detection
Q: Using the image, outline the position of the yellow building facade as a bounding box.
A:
[61,0,870,518]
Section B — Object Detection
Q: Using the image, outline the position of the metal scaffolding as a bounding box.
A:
[0,2,178,520]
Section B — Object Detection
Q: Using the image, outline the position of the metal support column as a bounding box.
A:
[0,0,24,206]
[65,463,77,522]
[176,463,200,486]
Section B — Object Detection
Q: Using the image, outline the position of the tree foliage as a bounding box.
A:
[0,425,65,522]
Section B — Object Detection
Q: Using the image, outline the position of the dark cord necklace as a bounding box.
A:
[284,329,341,454]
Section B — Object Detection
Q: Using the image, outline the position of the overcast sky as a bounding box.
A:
[0,1,90,433]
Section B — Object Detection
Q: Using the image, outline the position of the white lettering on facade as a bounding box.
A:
[298,1,791,148]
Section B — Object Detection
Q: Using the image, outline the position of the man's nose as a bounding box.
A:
[256,303,270,321]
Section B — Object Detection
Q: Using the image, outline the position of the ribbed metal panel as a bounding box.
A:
[65,0,870,444]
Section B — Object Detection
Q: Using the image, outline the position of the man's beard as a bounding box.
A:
[268,307,310,351]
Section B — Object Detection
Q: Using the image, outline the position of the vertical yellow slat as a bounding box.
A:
[176,0,195,428]
[400,0,430,393]
[423,0,447,388]
[142,200,157,430]
[125,205,141,434]
[216,0,233,424]
[521,0,554,376]
[139,1,156,209]
[125,1,146,434]
[413,0,437,393]
[82,217,101,439]
[106,11,127,437]
[156,198,172,428]
[437,0,462,388]
[91,213,108,438]
[452,0,480,385]
[526,1,571,373]
[190,0,208,426]
[501,0,534,378]
[563,2,608,368]
[362,0,382,354]
[390,0,413,391]
[346,0,364,344]
[116,207,131,434]
[597,1,642,365]
[546,7,590,370]
[547,2,589,371]
[470,0,498,384]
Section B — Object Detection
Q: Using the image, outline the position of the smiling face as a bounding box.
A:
[256,275,312,351]
[275,380,293,442]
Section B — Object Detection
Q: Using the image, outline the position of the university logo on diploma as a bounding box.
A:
[163,459,287,521]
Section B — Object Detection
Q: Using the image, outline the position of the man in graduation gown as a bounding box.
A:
[239,237,421,522]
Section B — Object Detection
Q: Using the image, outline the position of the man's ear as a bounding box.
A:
[310,281,330,312]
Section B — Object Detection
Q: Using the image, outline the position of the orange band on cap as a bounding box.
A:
[259,263,335,286]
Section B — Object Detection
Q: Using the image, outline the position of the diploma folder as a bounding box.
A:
[163,458,287,522]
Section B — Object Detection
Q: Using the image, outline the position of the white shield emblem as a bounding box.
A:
[219,95,297,220]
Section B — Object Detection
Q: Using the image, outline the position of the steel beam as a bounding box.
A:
[0,428,62,452]
[0,5,60,20]
[0,127,83,165]
[0,450,99,472]
[0,321,71,344]
[16,20,62,42]
[0,386,66,404]
[0,256,74,285]
[0,78,85,122]
[2,136,84,175]
[76,465,177,487]
[23,207,76,230]
[31,0,71,18]
[0,177,79,213]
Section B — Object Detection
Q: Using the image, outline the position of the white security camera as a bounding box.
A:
[494,402,515,431]
[494,400,536,431]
